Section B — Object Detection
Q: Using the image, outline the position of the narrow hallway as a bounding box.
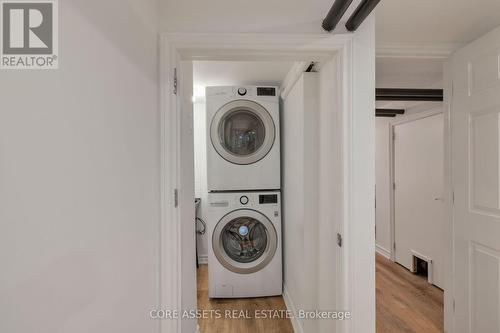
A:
[376,254,444,333]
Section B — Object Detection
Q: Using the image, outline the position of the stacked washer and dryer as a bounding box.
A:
[205,86,282,298]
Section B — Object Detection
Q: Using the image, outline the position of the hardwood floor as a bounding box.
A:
[197,256,443,333]
[197,265,294,333]
[376,254,444,333]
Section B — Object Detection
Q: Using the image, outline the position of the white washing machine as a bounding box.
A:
[206,86,280,191]
[206,191,282,298]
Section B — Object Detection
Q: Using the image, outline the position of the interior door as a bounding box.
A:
[394,113,445,288]
[451,26,500,333]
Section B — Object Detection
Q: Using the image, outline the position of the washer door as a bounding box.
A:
[210,100,275,165]
[212,209,277,274]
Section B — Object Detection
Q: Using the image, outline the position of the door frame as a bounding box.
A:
[159,28,375,333]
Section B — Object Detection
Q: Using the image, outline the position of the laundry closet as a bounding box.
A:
[192,59,341,332]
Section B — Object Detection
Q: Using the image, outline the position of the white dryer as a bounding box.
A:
[206,86,280,191]
[206,191,282,298]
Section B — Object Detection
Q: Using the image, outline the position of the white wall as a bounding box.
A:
[316,57,343,333]
[282,73,320,332]
[0,1,160,333]
[375,118,393,257]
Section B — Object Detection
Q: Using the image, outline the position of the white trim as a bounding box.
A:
[377,42,462,59]
[160,35,181,333]
[375,244,391,259]
[388,119,395,262]
[282,285,303,333]
[160,31,375,333]
[164,33,352,62]
[442,60,454,333]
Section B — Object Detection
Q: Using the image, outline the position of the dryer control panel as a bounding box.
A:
[206,86,279,102]
[208,191,280,210]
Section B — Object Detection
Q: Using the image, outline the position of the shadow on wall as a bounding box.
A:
[0,253,98,332]
[65,0,158,81]
[193,101,209,260]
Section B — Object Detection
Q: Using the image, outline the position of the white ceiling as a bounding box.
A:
[159,0,356,34]
[376,57,444,89]
[376,0,500,44]
[193,61,294,96]
[160,0,500,46]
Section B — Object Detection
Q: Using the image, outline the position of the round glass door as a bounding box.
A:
[212,209,277,274]
[211,100,275,165]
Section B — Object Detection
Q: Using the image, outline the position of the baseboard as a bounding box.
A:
[282,285,304,333]
[375,244,391,259]
[198,255,208,265]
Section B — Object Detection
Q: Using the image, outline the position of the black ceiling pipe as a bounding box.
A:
[376,109,405,115]
[345,0,381,32]
[376,88,444,102]
[322,0,355,32]
[376,113,396,118]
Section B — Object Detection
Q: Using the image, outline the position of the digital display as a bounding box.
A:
[257,87,276,96]
[259,194,278,204]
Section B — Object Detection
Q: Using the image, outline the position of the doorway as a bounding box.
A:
[191,60,293,332]
[159,30,376,333]
[375,57,447,333]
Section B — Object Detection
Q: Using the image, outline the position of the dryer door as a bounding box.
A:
[212,209,277,274]
[210,100,275,165]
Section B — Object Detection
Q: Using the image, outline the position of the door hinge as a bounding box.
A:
[174,188,178,207]
[393,242,396,251]
[452,190,455,205]
[453,299,455,312]
[392,131,396,141]
[173,68,178,95]
[337,233,343,247]
[393,182,396,190]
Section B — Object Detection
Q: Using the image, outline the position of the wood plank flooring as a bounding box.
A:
[376,254,444,333]
[197,265,294,333]
[197,255,444,333]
